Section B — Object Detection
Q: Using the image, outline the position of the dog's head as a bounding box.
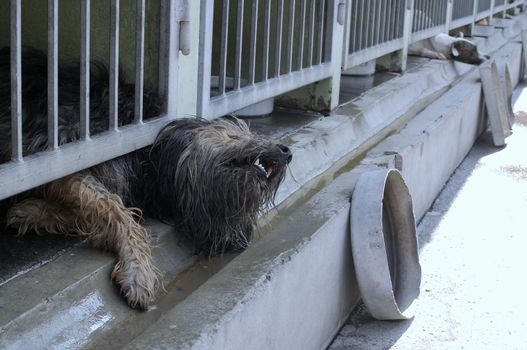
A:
[450,38,489,65]
[148,117,292,254]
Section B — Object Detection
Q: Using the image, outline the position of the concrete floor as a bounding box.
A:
[329,83,527,349]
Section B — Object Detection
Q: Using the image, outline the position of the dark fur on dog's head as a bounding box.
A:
[450,39,489,65]
[144,117,292,254]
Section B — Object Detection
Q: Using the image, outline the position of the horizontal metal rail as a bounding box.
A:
[0,116,178,200]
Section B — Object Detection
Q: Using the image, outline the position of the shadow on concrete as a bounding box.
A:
[0,228,82,284]
[416,131,503,251]
[329,302,414,350]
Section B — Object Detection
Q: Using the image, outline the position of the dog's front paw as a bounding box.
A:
[111,259,161,310]
[6,200,44,235]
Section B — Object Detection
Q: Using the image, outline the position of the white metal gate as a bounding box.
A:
[343,0,526,71]
[0,0,184,200]
[197,0,341,119]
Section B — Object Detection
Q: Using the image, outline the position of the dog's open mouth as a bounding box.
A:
[253,158,277,179]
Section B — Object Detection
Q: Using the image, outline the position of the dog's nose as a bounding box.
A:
[277,144,293,163]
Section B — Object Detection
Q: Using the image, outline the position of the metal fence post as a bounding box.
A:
[159,0,181,116]
[489,0,495,22]
[472,0,478,32]
[401,0,414,72]
[341,0,353,69]
[445,0,453,31]
[329,0,346,109]
[197,0,213,119]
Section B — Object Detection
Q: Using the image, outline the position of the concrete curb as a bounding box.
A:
[276,58,460,204]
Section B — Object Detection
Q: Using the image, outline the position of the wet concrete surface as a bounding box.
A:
[0,228,82,285]
[329,82,527,350]
[339,57,429,103]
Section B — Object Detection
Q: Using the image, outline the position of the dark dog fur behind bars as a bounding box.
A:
[0,47,292,309]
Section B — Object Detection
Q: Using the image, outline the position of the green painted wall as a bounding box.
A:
[0,0,161,89]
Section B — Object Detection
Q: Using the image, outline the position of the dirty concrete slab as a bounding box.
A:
[329,83,527,350]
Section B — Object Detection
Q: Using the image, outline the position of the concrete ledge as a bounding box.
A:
[276,58,461,203]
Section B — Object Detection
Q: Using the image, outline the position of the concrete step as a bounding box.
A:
[1,13,526,349]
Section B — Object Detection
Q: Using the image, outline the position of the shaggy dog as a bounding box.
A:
[0,47,292,309]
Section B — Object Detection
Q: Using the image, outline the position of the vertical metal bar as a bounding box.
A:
[10,0,22,161]
[197,0,213,118]
[370,0,376,45]
[275,0,284,76]
[342,0,352,67]
[351,0,359,51]
[219,0,230,94]
[386,0,392,40]
[361,0,372,49]
[48,0,58,150]
[435,0,440,25]
[248,0,258,84]
[446,0,454,31]
[316,0,325,63]
[134,0,145,123]
[297,0,306,69]
[286,0,295,73]
[109,0,120,130]
[262,0,271,80]
[398,0,405,37]
[323,0,333,63]
[377,0,383,44]
[401,0,414,71]
[80,0,90,140]
[472,0,478,31]
[381,0,387,43]
[307,0,315,65]
[490,0,495,22]
[234,0,244,90]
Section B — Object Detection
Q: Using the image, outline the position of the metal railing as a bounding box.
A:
[343,0,526,70]
[0,0,182,200]
[343,0,407,68]
[197,0,339,119]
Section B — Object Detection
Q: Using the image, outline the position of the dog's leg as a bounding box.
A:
[7,198,77,236]
[409,47,448,60]
[8,174,161,309]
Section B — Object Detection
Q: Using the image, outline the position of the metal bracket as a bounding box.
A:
[176,0,191,55]
[337,0,346,25]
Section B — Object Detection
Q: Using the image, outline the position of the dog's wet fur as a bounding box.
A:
[0,47,292,309]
